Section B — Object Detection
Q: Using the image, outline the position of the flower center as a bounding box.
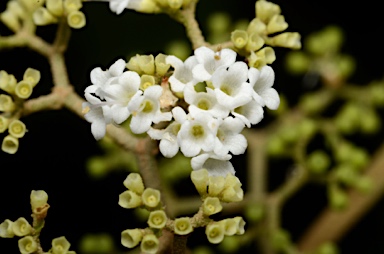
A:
[191,125,204,138]
[197,99,210,110]
[220,84,232,95]
[142,100,153,113]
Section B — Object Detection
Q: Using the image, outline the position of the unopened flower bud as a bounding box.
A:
[231,30,248,49]
[205,222,225,244]
[256,0,281,23]
[12,217,32,236]
[0,116,9,133]
[147,210,167,229]
[127,56,143,74]
[203,197,222,216]
[23,68,41,87]
[118,190,142,209]
[167,0,183,9]
[15,81,33,99]
[123,173,145,194]
[208,176,225,197]
[220,185,243,202]
[307,150,330,174]
[46,0,64,16]
[30,190,48,211]
[270,32,301,49]
[121,229,143,248]
[138,55,155,75]
[7,1,25,18]
[0,219,14,238]
[245,32,264,52]
[155,54,171,76]
[142,188,161,208]
[8,119,26,138]
[328,185,348,210]
[140,234,159,254]
[247,17,266,35]
[174,217,193,235]
[2,135,19,154]
[0,10,20,32]
[232,216,245,235]
[67,11,86,29]
[63,0,83,13]
[0,94,15,112]
[140,75,156,90]
[267,14,288,34]
[33,7,58,26]
[18,236,38,254]
[52,236,71,254]
[191,169,209,196]
[221,218,237,236]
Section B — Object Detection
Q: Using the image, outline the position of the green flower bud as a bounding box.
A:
[369,82,384,107]
[46,0,64,16]
[298,118,317,139]
[220,185,244,203]
[0,94,15,112]
[67,11,86,29]
[80,233,114,254]
[328,185,348,210]
[167,0,183,9]
[123,173,145,194]
[174,217,193,235]
[8,119,27,138]
[207,12,230,34]
[23,68,41,88]
[354,176,373,194]
[142,188,161,208]
[138,55,155,75]
[121,229,143,248]
[334,164,358,186]
[315,242,339,254]
[33,7,58,26]
[223,174,241,189]
[270,32,301,49]
[336,55,355,79]
[164,40,191,61]
[0,219,14,238]
[245,203,264,223]
[248,47,276,68]
[2,135,19,154]
[267,14,288,34]
[307,150,330,174]
[18,236,38,254]
[247,17,266,35]
[334,103,360,134]
[271,229,291,251]
[0,116,9,133]
[15,81,33,99]
[155,54,171,76]
[255,0,281,24]
[12,217,32,236]
[30,190,49,211]
[191,169,209,196]
[349,148,369,170]
[267,135,285,156]
[63,0,83,12]
[147,210,167,229]
[203,197,222,216]
[140,234,159,254]
[52,236,71,254]
[245,32,264,52]
[285,51,310,75]
[205,222,225,244]
[127,55,143,74]
[279,125,300,143]
[118,190,142,209]
[0,10,20,32]
[218,235,240,253]
[231,30,248,49]
[19,0,44,10]
[208,176,225,197]
[359,109,380,134]
[140,75,156,91]
[334,142,353,163]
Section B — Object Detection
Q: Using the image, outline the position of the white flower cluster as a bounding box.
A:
[83,46,279,176]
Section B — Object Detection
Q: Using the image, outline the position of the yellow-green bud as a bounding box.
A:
[138,55,155,75]
[167,0,183,9]
[63,0,83,13]
[7,1,25,18]
[19,0,44,11]
[220,185,243,203]
[349,148,369,170]
[2,73,17,94]
[0,71,10,90]
[133,0,161,13]
[334,164,357,186]
[67,11,86,29]
[359,108,380,134]
[0,10,20,32]
[298,118,317,139]
[369,82,384,107]
[142,188,161,208]
[140,75,156,90]
[18,236,38,254]
[208,176,225,197]
[12,217,32,236]
[0,116,9,133]
[155,54,171,76]
[0,219,14,238]
[267,135,285,156]
[218,235,240,253]
[220,218,237,236]
[15,81,33,99]
[307,150,330,174]
[140,234,159,254]
[33,7,58,26]
[267,14,288,34]
[328,185,348,210]
[80,233,114,253]
[0,94,15,112]
[147,210,167,229]
[203,197,222,216]
[256,0,281,24]
[247,17,266,35]
[174,217,193,235]
[2,135,19,154]
[245,33,264,52]
[224,173,241,190]
[271,229,291,251]
[52,236,71,254]
[123,173,145,194]
[233,216,245,235]
[30,190,49,211]
[191,169,209,196]
[354,177,373,194]
[126,56,143,74]
[8,119,27,138]
[164,40,191,61]
[121,229,143,248]
[118,190,142,209]
[315,242,339,254]
[270,32,301,49]
[245,203,264,223]
[207,12,230,34]
[231,30,248,49]
[205,222,225,244]
[23,68,41,88]
[285,51,310,75]
[248,47,276,68]
[46,0,64,16]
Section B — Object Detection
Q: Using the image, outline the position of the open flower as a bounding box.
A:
[166,55,198,93]
[191,152,235,176]
[214,117,247,156]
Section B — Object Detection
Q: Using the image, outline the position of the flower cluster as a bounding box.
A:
[83,46,279,176]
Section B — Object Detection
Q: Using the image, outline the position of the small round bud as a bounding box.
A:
[52,236,71,254]
[334,164,357,186]
[142,188,161,208]
[0,219,14,238]
[67,11,86,29]
[23,68,41,88]
[121,229,143,248]
[2,135,19,154]
[218,235,240,253]
[267,135,285,156]
[245,32,264,52]
[118,190,142,209]
[12,217,32,236]
[245,203,264,223]
[231,30,248,49]
[18,236,38,254]
[33,7,58,26]
[359,109,380,134]
[15,81,33,99]
[123,173,145,194]
[267,14,288,34]
[140,234,159,254]
[137,55,155,75]
[0,10,20,32]
[126,55,143,74]
[271,32,301,49]
[155,54,171,76]
[271,229,291,251]
[315,242,339,254]
[328,185,348,210]
[46,0,64,16]
[354,177,373,194]
[255,0,281,23]
[0,116,9,133]
[140,75,156,90]
[147,210,167,229]
[203,197,222,216]
[285,51,310,75]
[0,94,15,112]
[8,119,26,138]
[307,150,330,174]
[208,176,225,197]
[80,233,114,253]
[174,217,193,235]
[220,185,244,203]
[220,219,237,236]
[205,222,225,244]
[247,17,266,34]
[30,190,49,211]
[63,0,83,12]
[191,169,209,196]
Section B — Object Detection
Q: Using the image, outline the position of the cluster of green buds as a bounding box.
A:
[0,190,76,254]
[33,0,86,29]
[231,0,301,68]
[0,68,40,154]
[0,0,44,32]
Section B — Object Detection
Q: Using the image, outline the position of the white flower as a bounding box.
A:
[128,85,172,134]
[214,117,247,156]
[177,111,218,157]
[192,46,237,82]
[211,62,253,111]
[248,66,279,110]
[191,153,235,176]
[166,55,198,93]
[232,100,264,128]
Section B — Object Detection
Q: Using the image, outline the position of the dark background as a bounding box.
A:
[1,0,384,253]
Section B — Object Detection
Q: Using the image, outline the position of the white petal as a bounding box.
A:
[90,67,108,86]
[91,117,106,140]
[260,88,280,110]
[223,134,247,155]
[159,136,179,158]
[254,65,275,92]
[172,106,187,123]
[109,59,126,76]
[147,127,165,140]
[111,105,130,124]
[192,64,211,81]
[130,114,152,134]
